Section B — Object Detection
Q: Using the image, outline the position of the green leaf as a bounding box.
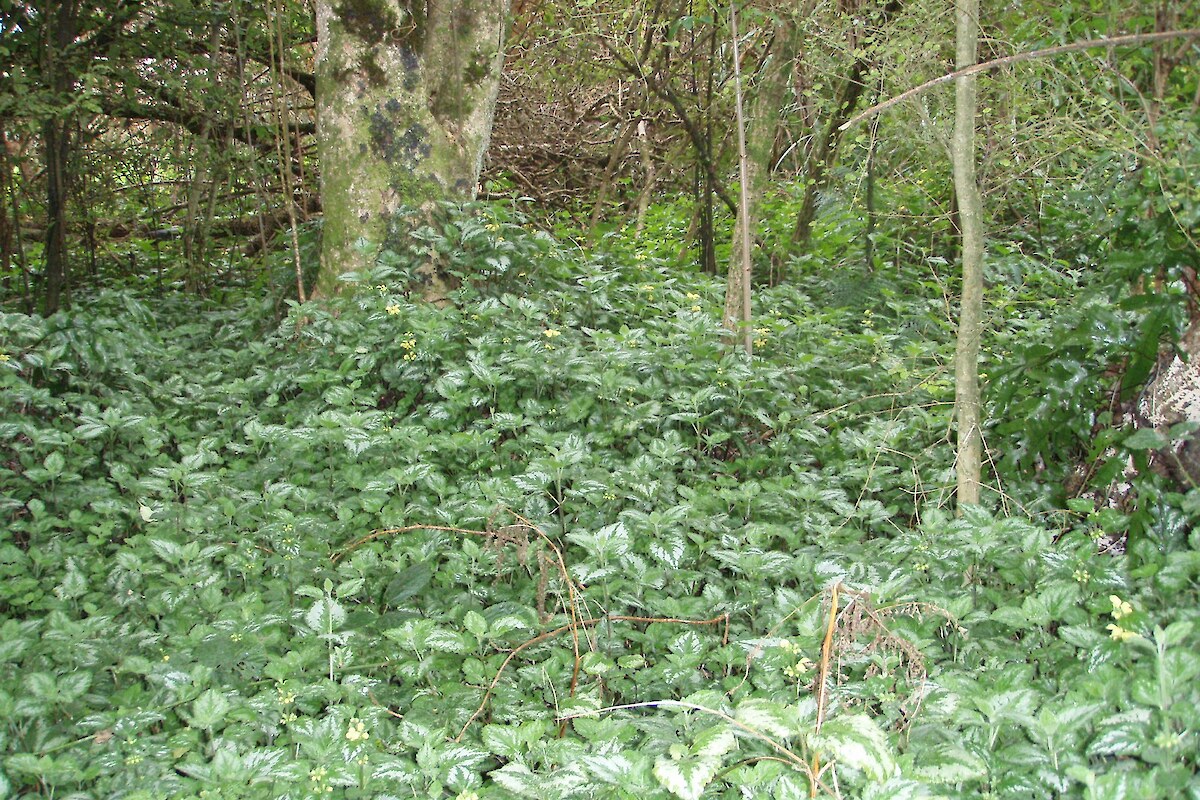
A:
[1158,620,1194,648]
[482,723,535,758]
[57,672,91,703]
[384,563,433,606]
[734,699,795,739]
[580,753,634,784]
[1124,428,1168,450]
[654,749,726,800]
[810,714,897,781]
[1087,724,1146,757]
[44,451,65,476]
[651,723,737,799]
[490,762,541,795]
[463,610,488,638]
[912,743,987,784]
[305,596,346,632]
[188,689,231,731]
[0,636,31,663]
[426,627,469,653]
[580,651,614,675]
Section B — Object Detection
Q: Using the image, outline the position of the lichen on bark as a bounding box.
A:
[314,0,509,299]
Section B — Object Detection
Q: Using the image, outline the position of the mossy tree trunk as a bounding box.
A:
[314,0,508,299]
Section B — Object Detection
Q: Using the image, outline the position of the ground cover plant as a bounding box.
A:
[2,206,1199,799]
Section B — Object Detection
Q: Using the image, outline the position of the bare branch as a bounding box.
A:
[840,29,1200,132]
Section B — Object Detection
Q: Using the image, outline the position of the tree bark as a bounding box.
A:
[721,16,797,341]
[952,0,985,509]
[40,0,80,316]
[314,0,509,299]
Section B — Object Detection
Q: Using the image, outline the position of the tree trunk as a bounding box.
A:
[1140,319,1200,487]
[40,0,80,316]
[721,15,797,341]
[952,0,985,509]
[314,0,509,300]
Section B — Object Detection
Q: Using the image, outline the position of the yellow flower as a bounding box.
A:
[685,293,700,300]
[376,284,388,295]
[1110,595,1133,620]
[386,304,401,315]
[346,718,369,742]
[691,306,701,312]
[0,353,10,362]
[1106,623,1138,642]
[543,329,561,338]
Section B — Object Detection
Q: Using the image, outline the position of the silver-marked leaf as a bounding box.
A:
[810,714,897,781]
[305,595,346,633]
[734,699,796,739]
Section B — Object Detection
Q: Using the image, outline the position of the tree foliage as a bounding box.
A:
[0,2,1199,796]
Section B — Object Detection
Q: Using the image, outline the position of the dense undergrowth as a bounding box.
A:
[2,207,1199,799]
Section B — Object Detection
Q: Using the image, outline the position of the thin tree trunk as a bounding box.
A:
[40,0,80,316]
[952,0,985,509]
[0,129,12,294]
[722,12,797,345]
[632,121,658,238]
[588,118,639,238]
[723,0,753,355]
[42,120,70,315]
